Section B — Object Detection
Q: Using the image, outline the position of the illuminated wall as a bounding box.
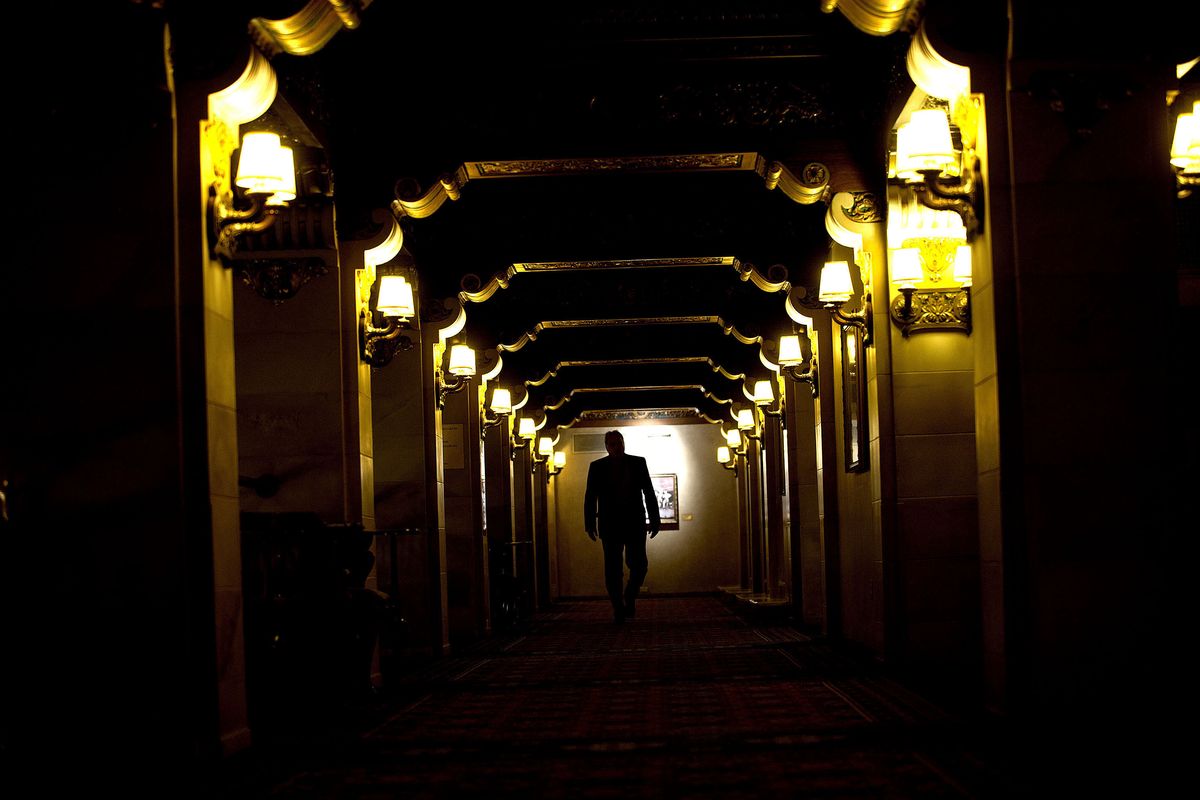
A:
[552,422,741,597]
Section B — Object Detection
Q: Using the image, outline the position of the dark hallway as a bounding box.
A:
[215,595,1026,798]
[5,4,1197,796]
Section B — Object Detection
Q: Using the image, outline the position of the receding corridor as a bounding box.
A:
[216,595,1028,798]
[8,4,1196,794]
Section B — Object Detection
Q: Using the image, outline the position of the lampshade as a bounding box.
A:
[890,247,923,287]
[736,408,755,430]
[489,387,512,414]
[538,437,554,457]
[235,132,288,195]
[264,146,297,206]
[726,428,742,448]
[376,276,415,318]
[553,451,566,468]
[517,417,536,439]
[818,261,854,303]
[1171,101,1200,173]
[895,109,956,177]
[953,245,973,287]
[778,334,804,366]
[447,344,476,376]
[753,380,774,406]
[717,445,732,464]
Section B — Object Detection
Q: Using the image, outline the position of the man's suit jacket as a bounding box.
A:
[583,454,660,540]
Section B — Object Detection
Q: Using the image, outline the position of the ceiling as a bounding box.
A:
[262,1,915,431]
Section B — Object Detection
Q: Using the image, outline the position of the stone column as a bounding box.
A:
[813,311,843,638]
[998,13,1181,720]
[440,377,488,646]
[532,457,551,609]
[736,460,753,592]
[746,436,765,595]
[482,415,515,629]
[420,341,451,654]
[784,376,824,627]
[761,407,787,600]
[510,438,536,621]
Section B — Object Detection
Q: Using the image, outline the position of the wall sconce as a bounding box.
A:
[893,108,983,239]
[778,333,818,397]
[532,436,555,472]
[547,450,566,479]
[753,378,783,422]
[1172,100,1199,197]
[481,387,511,438]
[210,131,297,263]
[360,274,415,367]
[818,260,872,343]
[736,407,760,440]
[716,445,738,475]
[888,244,972,336]
[511,415,537,457]
[436,343,476,408]
[724,427,749,458]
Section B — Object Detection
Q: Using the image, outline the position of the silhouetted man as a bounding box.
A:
[583,430,660,622]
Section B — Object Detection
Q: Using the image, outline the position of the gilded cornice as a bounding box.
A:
[760,160,831,205]
[562,386,732,405]
[578,408,706,422]
[516,257,735,272]
[527,357,713,386]
[541,315,718,329]
[732,259,792,294]
[496,315,759,353]
[207,48,277,127]
[470,154,750,177]
[822,0,923,37]
[561,357,712,367]
[573,385,687,394]
[392,155,831,221]
[458,256,789,305]
[907,21,970,107]
[250,0,371,57]
[524,357,746,389]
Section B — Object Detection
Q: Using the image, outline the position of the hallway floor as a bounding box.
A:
[211,595,1062,798]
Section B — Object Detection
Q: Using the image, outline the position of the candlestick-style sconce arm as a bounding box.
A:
[481,390,510,439]
[777,333,819,398]
[360,274,416,368]
[436,344,476,408]
[209,132,297,265]
[893,108,984,241]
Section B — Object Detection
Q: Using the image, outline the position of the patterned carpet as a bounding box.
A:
[215,596,1027,798]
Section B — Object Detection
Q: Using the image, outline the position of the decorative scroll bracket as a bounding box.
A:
[889,287,971,336]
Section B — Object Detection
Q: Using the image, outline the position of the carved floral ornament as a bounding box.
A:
[841,192,882,223]
[578,408,704,422]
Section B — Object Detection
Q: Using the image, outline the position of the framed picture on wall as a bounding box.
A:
[650,474,680,530]
[842,324,869,472]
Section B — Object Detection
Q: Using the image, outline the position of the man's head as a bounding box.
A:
[604,430,625,457]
